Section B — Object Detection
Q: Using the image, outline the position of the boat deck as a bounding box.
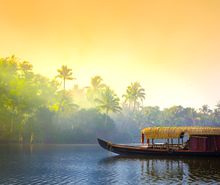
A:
[97,138,220,156]
[120,143,188,150]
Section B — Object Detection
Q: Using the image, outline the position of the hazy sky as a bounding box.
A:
[1,0,220,108]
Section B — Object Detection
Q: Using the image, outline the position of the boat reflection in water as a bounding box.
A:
[99,156,220,184]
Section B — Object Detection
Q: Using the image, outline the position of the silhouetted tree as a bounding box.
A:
[57,65,75,90]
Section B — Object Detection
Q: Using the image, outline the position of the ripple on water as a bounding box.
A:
[0,145,220,184]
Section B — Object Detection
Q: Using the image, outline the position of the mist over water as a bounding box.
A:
[0,144,219,185]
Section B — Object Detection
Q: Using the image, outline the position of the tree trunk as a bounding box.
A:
[105,110,109,125]
[30,132,34,144]
[19,133,23,144]
[133,101,136,112]
[10,114,15,142]
[63,78,66,90]
[10,116,14,134]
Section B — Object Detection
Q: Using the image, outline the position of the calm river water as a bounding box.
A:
[0,144,220,185]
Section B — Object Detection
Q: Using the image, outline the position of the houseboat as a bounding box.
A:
[97,127,220,157]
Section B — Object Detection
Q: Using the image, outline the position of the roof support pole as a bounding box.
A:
[178,138,180,148]
[141,133,144,144]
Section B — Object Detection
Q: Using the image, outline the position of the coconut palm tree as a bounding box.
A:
[56,65,75,114]
[56,65,75,90]
[213,102,220,124]
[199,105,211,114]
[199,105,212,125]
[95,87,121,124]
[86,76,106,104]
[91,76,105,90]
[123,82,145,111]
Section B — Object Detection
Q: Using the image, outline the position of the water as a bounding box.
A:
[0,144,220,185]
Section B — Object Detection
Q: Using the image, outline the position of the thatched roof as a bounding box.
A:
[141,127,220,139]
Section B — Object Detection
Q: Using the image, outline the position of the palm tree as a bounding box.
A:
[86,76,106,104]
[60,93,79,114]
[199,105,212,125]
[199,105,210,114]
[56,65,75,114]
[90,76,105,90]
[215,102,220,112]
[123,82,145,111]
[183,107,197,126]
[95,87,121,124]
[56,65,75,90]
[211,102,220,125]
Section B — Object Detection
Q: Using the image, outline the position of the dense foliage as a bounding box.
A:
[0,56,219,143]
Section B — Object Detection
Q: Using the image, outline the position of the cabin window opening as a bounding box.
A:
[180,132,189,144]
[183,133,189,142]
[180,132,184,139]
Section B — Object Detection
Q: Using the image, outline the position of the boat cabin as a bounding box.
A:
[141,127,220,152]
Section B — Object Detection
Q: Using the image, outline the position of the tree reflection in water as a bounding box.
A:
[99,156,220,184]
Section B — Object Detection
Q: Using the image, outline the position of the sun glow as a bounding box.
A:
[1,0,220,108]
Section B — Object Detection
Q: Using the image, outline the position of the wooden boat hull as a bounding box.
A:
[97,138,220,157]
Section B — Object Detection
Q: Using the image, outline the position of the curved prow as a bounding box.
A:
[97,138,111,151]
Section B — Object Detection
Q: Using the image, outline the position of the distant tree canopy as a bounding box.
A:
[0,56,59,143]
[95,87,121,124]
[123,82,145,111]
[0,55,219,144]
[86,75,106,106]
[56,65,75,90]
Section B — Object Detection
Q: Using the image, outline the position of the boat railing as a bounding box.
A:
[144,143,187,150]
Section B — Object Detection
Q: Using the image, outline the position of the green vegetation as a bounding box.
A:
[123,82,145,111]
[0,55,219,144]
[95,87,121,124]
[56,65,75,90]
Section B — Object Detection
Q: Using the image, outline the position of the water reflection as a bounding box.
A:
[99,156,220,184]
[0,145,220,185]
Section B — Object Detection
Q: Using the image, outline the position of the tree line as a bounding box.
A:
[0,55,219,144]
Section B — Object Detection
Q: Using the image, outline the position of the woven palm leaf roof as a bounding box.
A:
[141,127,220,139]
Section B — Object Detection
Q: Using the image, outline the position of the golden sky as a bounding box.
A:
[1,0,220,108]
